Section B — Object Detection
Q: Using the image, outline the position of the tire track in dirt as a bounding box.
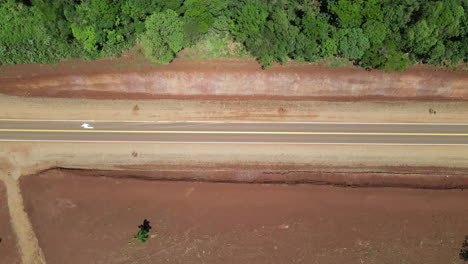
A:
[0,159,46,264]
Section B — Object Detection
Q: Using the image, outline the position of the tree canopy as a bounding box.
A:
[0,0,466,71]
[139,9,184,64]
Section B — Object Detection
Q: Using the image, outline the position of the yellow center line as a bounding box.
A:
[0,129,467,136]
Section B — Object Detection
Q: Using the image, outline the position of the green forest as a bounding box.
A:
[0,0,466,71]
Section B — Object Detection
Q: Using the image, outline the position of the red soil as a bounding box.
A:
[0,181,21,264]
[0,55,466,101]
[21,169,468,264]
[63,166,468,189]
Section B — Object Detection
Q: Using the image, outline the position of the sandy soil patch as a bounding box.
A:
[2,142,468,181]
[21,169,468,264]
[1,95,468,123]
[0,180,21,264]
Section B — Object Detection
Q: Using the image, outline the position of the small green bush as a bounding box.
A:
[133,219,152,243]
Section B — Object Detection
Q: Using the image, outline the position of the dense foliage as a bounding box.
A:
[0,0,466,71]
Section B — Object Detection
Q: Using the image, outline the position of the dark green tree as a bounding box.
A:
[329,0,364,28]
[139,9,184,64]
[0,0,70,64]
[408,0,466,65]
[361,41,411,72]
[299,13,337,60]
[363,20,388,48]
[229,0,268,43]
[336,28,370,59]
[120,0,161,35]
[182,0,228,45]
[66,0,126,58]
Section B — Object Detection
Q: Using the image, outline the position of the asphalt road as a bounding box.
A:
[0,120,467,145]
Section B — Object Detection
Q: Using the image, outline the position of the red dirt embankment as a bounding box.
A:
[66,166,468,189]
[0,58,466,100]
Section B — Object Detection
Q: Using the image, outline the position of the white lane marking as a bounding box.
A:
[80,123,94,129]
[0,119,467,125]
[0,139,467,146]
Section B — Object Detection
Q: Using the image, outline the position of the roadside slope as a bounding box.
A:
[0,58,466,101]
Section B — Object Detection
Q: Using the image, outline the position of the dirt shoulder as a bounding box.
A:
[0,57,466,101]
[2,142,468,186]
[2,94,468,123]
[21,169,468,264]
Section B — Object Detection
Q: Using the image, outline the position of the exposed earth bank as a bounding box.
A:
[52,167,468,190]
[0,57,467,100]
[20,169,468,264]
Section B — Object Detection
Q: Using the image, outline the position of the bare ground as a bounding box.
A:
[20,169,468,264]
[2,94,468,123]
[0,180,21,264]
[2,142,468,180]
[0,57,466,101]
[54,167,468,189]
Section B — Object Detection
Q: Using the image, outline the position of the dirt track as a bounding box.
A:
[0,180,21,264]
[20,169,468,264]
